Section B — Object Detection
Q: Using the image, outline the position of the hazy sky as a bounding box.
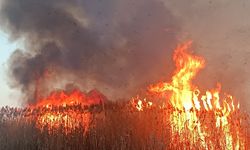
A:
[0,30,22,106]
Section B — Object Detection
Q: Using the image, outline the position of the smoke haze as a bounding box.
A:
[0,0,179,104]
[165,0,250,111]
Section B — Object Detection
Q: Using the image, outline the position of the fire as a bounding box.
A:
[31,89,104,108]
[21,41,246,149]
[131,96,153,111]
[132,41,246,149]
[36,110,91,135]
[29,89,104,134]
[150,41,205,111]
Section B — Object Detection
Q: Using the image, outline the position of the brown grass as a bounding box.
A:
[0,103,249,150]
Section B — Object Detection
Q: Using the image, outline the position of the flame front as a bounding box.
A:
[23,41,246,149]
[132,41,246,149]
[28,89,103,135]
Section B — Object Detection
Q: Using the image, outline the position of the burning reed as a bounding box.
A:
[0,41,249,150]
[0,104,169,150]
[0,103,248,150]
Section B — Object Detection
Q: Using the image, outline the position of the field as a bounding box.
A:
[0,104,169,150]
[0,103,249,150]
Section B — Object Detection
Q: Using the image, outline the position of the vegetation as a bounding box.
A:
[0,103,249,150]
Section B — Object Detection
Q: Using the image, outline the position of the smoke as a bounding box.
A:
[164,0,250,111]
[0,0,180,104]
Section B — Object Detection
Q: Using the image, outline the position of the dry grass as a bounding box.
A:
[0,103,249,150]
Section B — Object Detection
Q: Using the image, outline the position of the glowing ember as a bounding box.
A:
[132,41,246,149]
[29,89,104,134]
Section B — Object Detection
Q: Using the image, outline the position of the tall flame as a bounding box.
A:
[150,41,205,111]
[132,41,246,149]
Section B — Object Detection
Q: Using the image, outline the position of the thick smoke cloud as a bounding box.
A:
[0,0,179,104]
[164,0,250,111]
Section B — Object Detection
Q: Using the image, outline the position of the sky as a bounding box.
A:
[0,30,22,107]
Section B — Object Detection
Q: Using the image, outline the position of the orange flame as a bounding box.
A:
[132,41,246,149]
[29,89,104,134]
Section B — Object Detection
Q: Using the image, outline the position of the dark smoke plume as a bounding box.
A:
[0,0,179,104]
